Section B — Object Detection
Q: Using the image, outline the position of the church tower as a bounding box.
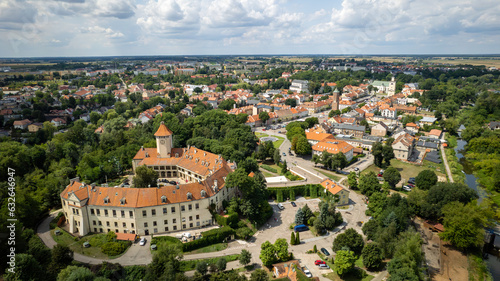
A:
[332,88,340,111]
[388,77,396,96]
[155,121,173,158]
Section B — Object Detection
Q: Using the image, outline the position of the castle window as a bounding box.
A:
[161,195,167,203]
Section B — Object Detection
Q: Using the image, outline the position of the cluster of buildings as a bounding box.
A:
[60,123,235,236]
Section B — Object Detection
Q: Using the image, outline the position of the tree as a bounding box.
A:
[133,165,158,188]
[439,201,490,250]
[285,98,297,107]
[294,135,312,155]
[312,154,320,166]
[219,99,236,110]
[295,232,300,245]
[305,117,319,128]
[372,142,384,167]
[196,261,208,275]
[281,160,288,175]
[216,257,227,272]
[329,109,341,118]
[415,170,437,190]
[382,145,395,166]
[348,172,358,189]
[359,172,381,197]
[290,232,296,245]
[302,204,314,222]
[239,249,252,266]
[259,241,277,266]
[274,238,290,261]
[250,269,269,281]
[334,250,357,276]
[273,149,281,165]
[49,244,74,274]
[332,228,365,254]
[295,208,305,225]
[362,243,383,270]
[383,167,401,188]
[57,266,94,281]
[259,111,270,124]
[4,254,43,281]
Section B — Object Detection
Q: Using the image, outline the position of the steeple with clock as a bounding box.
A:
[154,121,173,158]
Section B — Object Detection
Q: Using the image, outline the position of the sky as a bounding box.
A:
[0,0,499,57]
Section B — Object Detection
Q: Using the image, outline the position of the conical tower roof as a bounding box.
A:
[154,121,173,136]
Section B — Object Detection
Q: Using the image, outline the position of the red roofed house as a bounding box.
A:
[13,119,31,130]
[60,121,235,236]
[312,140,354,162]
[320,179,350,205]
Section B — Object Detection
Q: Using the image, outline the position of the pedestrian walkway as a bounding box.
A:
[440,132,454,183]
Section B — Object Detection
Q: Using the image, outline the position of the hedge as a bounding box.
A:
[261,165,278,173]
[101,241,131,256]
[215,212,239,228]
[182,226,235,252]
[268,184,323,200]
[49,212,64,229]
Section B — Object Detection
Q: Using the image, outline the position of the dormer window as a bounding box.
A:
[187,192,192,200]
[120,197,126,205]
[161,195,167,203]
[201,190,206,198]
[104,196,109,204]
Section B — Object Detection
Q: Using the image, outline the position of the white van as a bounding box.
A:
[278,203,284,210]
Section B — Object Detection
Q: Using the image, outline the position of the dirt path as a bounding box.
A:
[440,132,454,183]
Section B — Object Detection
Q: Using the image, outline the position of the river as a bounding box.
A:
[454,136,500,280]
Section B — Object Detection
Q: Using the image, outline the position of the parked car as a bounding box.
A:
[139,237,147,246]
[407,183,415,188]
[319,264,330,269]
[314,260,326,265]
[403,185,412,191]
[262,128,266,131]
[282,152,286,156]
[354,167,359,171]
[303,268,312,278]
[321,248,330,256]
[291,202,297,207]
[408,179,416,184]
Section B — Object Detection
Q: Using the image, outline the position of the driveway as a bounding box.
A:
[37,210,152,266]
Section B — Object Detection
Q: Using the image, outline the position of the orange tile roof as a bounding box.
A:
[312,140,354,154]
[154,121,173,136]
[429,129,442,136]
[116,233,136,241]
[62,163,231,208]
[306,131,335,142]
[406,122,419,128]
[320,178,346,195]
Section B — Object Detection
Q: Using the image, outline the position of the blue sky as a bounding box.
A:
[0,0,499,57]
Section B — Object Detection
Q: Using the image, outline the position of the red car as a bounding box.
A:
[314,260,326,265]
[407,183,415,188]
[377,173,383,177]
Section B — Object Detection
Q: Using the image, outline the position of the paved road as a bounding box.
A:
[440,132,454,183]
[37,210,152,266]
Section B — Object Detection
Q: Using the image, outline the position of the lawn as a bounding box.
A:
[361,158,447,185]
[323,269,374,281]
[184,242,228,254]
[179,254,240,272]
[314,168,341,181]
[256,132,285,149]
[51,228,129,259]
[262,171,275,177]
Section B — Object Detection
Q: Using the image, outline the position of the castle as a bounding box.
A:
[60,122,235,236]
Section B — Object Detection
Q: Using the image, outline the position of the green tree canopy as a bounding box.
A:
[415,170,437,190]
[332,228,365,254]
[383,166,401,188]
[133,165,158,188]
[362,243,383,270]
[334,250,357,276]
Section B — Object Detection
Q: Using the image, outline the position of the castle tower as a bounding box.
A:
[332,88,340,111]
[155,121,173,158]
[388,77,396,96]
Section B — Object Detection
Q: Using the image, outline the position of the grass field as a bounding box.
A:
[256,132,285,149]
[51,228,128,259]
[185,243,228,254]
[354,56,500,68]
[179,254,239,272]
[314,168,341,181]
[361,158,447,185]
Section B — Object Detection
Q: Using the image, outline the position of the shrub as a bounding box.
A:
[49,212,64,229]
[261,165,278,173]
[291,232,296,245]
[101,241,130,256]
[215,212,239,228]
[89,234,108,247]
[182,226,235,252]
[277,190,284,202]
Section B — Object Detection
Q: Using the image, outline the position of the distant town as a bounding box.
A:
[0,55,499,281]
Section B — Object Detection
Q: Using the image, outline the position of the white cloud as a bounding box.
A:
[0,0,38,29]
[81,25,124,38]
